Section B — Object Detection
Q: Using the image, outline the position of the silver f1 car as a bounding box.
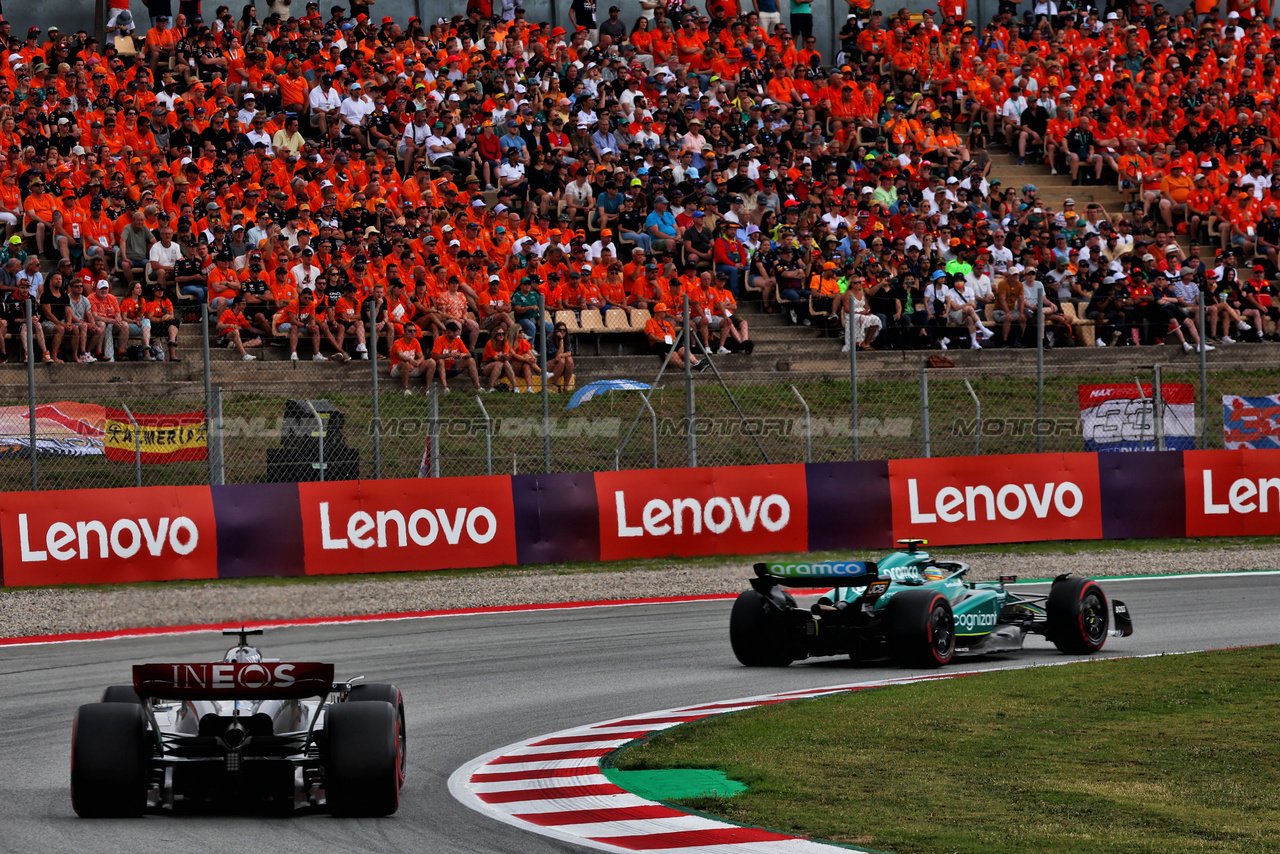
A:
[71,629,406,817]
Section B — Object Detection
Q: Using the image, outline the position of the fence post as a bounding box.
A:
[201,302,213,485]
[790,385,812,464]
[684,291,695,467]
[1133,377,1147,450]
[428,379,440,478]
[1035,303,1045,454]
[122,404,141,488]
[25,298,36,490]
[638,392,659,469]
[848,312,858,461]
[475,394,492,476]
[539,292,550,473]
[963,379,981,456]
[304,399,325,482]
[210,386,224,485]
[919,364,931,458]
[370,300,381,479]
[1152,364,1165,452]
[1198,291,1208,448]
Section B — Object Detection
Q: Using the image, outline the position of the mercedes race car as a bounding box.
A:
[730,540,1133,668]
[71,629,406,818]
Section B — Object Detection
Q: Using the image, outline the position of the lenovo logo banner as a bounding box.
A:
[297,476,517,574]
[133,662,335,699]
[0,486,218,586]
[1184,449,1280,536]
[888,454,1104,545]
[595,465,808,560]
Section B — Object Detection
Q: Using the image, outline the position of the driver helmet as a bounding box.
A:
[222,645,262,663]
[920,567,947,581]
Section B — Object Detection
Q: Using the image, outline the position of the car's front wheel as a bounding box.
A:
[71,702,148,818]
[887,590,955,668]
[729,589,797,667]
[1047,577,1110,654]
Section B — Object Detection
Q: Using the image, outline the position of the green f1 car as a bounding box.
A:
[730,540,1133,668]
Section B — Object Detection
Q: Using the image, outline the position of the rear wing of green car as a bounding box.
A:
[752,561,880,588]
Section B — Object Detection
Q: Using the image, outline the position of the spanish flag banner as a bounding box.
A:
[103,409,208,464]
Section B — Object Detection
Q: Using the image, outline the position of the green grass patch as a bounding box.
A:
[613,647,1280,854]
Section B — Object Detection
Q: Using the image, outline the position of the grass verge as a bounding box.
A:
[613,647,1280,854]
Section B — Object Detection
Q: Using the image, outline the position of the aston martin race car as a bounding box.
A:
[71,629,406,818]
[730,540,1133,668]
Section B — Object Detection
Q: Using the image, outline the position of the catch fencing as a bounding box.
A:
[0,296,1274,491]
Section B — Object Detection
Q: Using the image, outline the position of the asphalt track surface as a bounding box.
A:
[1,572,1277,854]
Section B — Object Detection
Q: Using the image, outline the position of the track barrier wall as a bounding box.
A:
[0,450,1271,586]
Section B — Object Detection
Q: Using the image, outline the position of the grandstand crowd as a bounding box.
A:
[0,0,1277,389]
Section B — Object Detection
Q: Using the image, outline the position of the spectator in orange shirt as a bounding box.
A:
[390,323,437,394]
[481,325,518,391]
[432,319,482,392]
[644,301,706,370]
[217,293,262,361]
[88,278,130,361]
[1158,163,1195,229]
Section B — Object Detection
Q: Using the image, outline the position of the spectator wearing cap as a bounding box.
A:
[644,301,705,371]
[713,220,749,297]
[646,195,681,254]
[683,211,714,270]
[144,13,178,75]
[431,319,482,392]
[143,282,181,361]
[216,293,263,361]
[85,279,127,361]
[390,322,437,394]
[339,82,375,150]
[308,74,343,140]
[512,276,552,342]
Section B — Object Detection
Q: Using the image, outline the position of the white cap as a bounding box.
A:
[449,239,461,247]
[96,279,109,289]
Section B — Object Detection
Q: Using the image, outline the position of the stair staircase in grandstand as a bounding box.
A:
[986,143,1193,253]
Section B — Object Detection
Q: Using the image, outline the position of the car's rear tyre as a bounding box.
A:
[325,701,401,817]
[729,589,797,667]
[1047,577,1109,654]
[71,702,148,817]
[887,590,955,668]
[346,684,407,788]
[100,685,142,704]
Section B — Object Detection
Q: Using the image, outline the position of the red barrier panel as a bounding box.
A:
[1183,449,1280,537]
[1,452,1271,588]
[296,475,518,575]
[887,453,1104,546]
[0,485,218,586]
[594,465,808,560]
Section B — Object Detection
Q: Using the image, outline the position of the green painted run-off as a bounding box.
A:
[602,767,747,800]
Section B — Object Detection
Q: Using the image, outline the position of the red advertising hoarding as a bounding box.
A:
[887,453,1105,546]
[594,464,808,560]
[296,476,518,575]
[0,485,218,586]
[1184,449,1280,537]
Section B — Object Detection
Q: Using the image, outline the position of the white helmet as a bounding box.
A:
[222,645,262,663]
